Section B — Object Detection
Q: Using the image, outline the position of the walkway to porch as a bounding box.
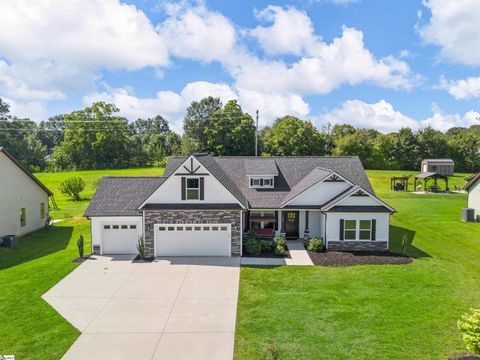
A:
[240,240,313,266]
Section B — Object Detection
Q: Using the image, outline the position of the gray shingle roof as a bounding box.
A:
[245,158,279,175]
[194,154,249,208]
[84,177,167,217]
[214,156,374,208]
[280,167,332,206]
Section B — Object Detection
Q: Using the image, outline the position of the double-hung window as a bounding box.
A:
[359,220,372,240]
[344,220,356,240]
[186,178,200,200]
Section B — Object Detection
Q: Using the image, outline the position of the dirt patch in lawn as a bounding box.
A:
[307,250,411,266]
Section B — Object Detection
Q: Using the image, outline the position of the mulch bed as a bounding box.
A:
[242,248,291,259]
[306,249,411,267]
[132,255,154,263]
[449,353,480,360]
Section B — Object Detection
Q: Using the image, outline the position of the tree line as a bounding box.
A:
[1,96,480,173]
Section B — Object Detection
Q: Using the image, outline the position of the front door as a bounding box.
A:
[283,211,299,238]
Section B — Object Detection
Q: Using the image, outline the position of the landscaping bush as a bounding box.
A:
[77,234,84,259]
[59,176,86,201]
[273,236,286,248]
[458,308,480,354]
[307,237,324,252]
[274,245,285,256]
[137,236,145,260]
[245,239,262,256]
[260,240,272,253]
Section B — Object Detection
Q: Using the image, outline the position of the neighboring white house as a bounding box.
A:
[464,173,480,220]
[0,147,52,238]
[85,154,396,257]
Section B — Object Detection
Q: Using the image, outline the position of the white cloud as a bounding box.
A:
[237,89,310,127]
[250,6,318,56]
[0,0,169,100]
[239,25,418,95]
[158,3,236,63]
[3,97,48,121]
[315,99,480,133]
[83,81,237,132]
[438,76,480,100]
[419,0,480,65]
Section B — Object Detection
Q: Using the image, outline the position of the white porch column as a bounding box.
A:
[277,210,282,235]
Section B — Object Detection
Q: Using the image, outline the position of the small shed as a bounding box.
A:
[421,159,454,176]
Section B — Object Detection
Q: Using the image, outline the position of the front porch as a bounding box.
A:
[243,209,323,240]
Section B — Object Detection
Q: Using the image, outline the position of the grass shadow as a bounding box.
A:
[0,225,73,270]
[389,225,431,259]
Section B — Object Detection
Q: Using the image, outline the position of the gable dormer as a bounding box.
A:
[245,158,278,189]
[139,154,247,208]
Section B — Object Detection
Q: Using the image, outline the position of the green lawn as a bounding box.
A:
[0,167,163,359]
[234,170,480,360]
[35,167,165,219]
[1,167,479,359]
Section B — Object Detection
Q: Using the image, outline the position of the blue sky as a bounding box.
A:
[0,0,479,133]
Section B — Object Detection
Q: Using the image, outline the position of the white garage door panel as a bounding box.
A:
[156,224,231,256]
[102,224,140,254]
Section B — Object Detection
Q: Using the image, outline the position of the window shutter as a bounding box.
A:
[274,211,278,231]
[371,219,376,241]
[339,219,344,240]
[181,177,186,200]
[199,177,204,200]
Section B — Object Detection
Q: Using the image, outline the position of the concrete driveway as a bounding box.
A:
[42,255,240,360]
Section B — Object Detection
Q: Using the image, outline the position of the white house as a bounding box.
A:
[0,147,52,238]
[464,173,480,220]
[85,154,395,257]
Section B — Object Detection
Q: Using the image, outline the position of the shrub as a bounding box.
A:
[458,308,480,354]
[274,245,285,256]
[260,240,272,253]
[77,234,84,259]
[59,176,86,201]
[248,230,259,242]
[137,236,145,260]
[307,237,324,252]
[245,239,262,256]
[273,236,286,248]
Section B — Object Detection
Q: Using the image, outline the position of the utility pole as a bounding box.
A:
[255,110,259,157]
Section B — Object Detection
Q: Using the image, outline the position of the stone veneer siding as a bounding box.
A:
[144,210,242,258]
[327,241,388,251]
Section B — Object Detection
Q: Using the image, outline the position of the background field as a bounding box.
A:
[1,168,479,359]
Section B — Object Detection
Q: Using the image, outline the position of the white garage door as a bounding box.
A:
[155,224,231,257]
[102,223,140,254]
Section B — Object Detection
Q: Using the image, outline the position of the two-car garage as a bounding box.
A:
[91,217,232,257]
[155,224,231,257]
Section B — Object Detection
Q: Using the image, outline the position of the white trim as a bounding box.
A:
[154,223,231,257]
[138,155,246,210]
[280,171,354,208]
[322,186,396,213]
[240,210,243,256]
